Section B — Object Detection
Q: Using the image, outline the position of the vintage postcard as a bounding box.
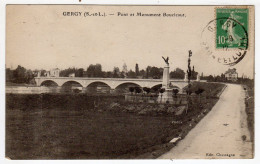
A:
[5,5,254,159]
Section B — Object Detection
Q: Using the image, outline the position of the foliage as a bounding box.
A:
[159,88,165,94]
[6,65,35,84]
[146,66,163,79]
[183,82,225,98]
[151,84,162,93]
[195,88,205,95]
[134,87,142,94]
[60,67,84,77]
[129,87,135,94]
[86,64,103,77]
[127,69,136,78]
[113,67,120,78]
[135,64,139,76]
[170,68,185,79]
[172,89,179,96]
[143,87,151,94]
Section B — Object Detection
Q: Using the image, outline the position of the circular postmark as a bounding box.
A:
[201,17,248,66]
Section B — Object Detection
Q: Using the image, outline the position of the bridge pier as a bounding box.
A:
[110,88,115,94]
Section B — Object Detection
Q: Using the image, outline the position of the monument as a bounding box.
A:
[184,72,188,82]
[196,74,200,81]
[158,56,172,103]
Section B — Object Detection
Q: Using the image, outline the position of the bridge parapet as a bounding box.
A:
[34,77,194,90]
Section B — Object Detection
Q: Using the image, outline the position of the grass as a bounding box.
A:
[6,82,225,159]
[6,94,174,159]
[244,84,254,154]
[188,82,226,98]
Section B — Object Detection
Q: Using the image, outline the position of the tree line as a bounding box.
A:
[6,64,199,84]
[6,63,252,87]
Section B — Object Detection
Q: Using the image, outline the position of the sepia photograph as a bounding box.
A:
[5,5,254,159]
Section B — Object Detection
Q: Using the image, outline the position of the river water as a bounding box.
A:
[6,86,62,94]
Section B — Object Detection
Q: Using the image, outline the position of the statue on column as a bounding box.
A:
[197,74,200,81]
[162,56,169,65]
[37,71,41,77]
[184,72,188,82]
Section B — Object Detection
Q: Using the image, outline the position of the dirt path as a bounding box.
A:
[159,84,253,159]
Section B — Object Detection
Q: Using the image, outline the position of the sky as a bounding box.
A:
[6,5,254,78]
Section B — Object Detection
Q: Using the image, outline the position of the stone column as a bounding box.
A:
[162,65,170,89]
[184,72,188,82]
[35,78,41,86]
[110,88,115,94]
[158,64,173,103]
[196,74,200,81]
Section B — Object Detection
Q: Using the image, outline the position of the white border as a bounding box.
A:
[0,0,259,164]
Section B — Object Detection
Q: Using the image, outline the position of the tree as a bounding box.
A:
[134,87,142,102]
[13,65,27,83]
[172,89,179,97]
[207,75,214,82]
[134,87,142,94]
[151,84,162,95]
[146,66,150,78]
[170,68,185,79]
[6,68,14,82]
[113,67,120,78]
[139,69,146,78]
[195,88,205,103]
[135,64,139,76]
[149,66,163,79]
[129,87,134,95]
[25,69,34,83]
[186,50,192,114]
[186,88,193,95]
[75,68,84,77]
[159,88,165,103]
[104,71,113,78]
[143,87,151,94]
[40,70,47,77]
[86,64,103,77]
[128,69,136,78]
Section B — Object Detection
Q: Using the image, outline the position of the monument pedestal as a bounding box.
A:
[162,65,170,88]
[158,89,172,103]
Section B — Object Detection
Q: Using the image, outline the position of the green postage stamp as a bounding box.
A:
[216,8,249,49]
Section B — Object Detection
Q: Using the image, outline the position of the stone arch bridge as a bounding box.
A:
[35,77,191,91]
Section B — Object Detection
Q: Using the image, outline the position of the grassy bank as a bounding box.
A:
[6,83,225,159]
[243,84,254,154]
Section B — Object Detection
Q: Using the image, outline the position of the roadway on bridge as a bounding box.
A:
[159,84,253,159]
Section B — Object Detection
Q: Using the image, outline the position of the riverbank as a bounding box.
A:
[6,87,223,159]
[243,84,254,155]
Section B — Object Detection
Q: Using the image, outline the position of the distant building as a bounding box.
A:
[225,68,238,81]
[122,63,128,78]
[49,68,60,77]
[69,73,75,77]
[44,72,50,77]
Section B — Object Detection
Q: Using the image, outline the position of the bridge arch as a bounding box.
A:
[150,84,162,92]
[61,81,84,93]
[86,81,112,88]
[114,82,142,94]
[114,82,142,90]
[86,81,112,94]
[40,80,59,87]
[150,83,163,89]
[61,80,84,88]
